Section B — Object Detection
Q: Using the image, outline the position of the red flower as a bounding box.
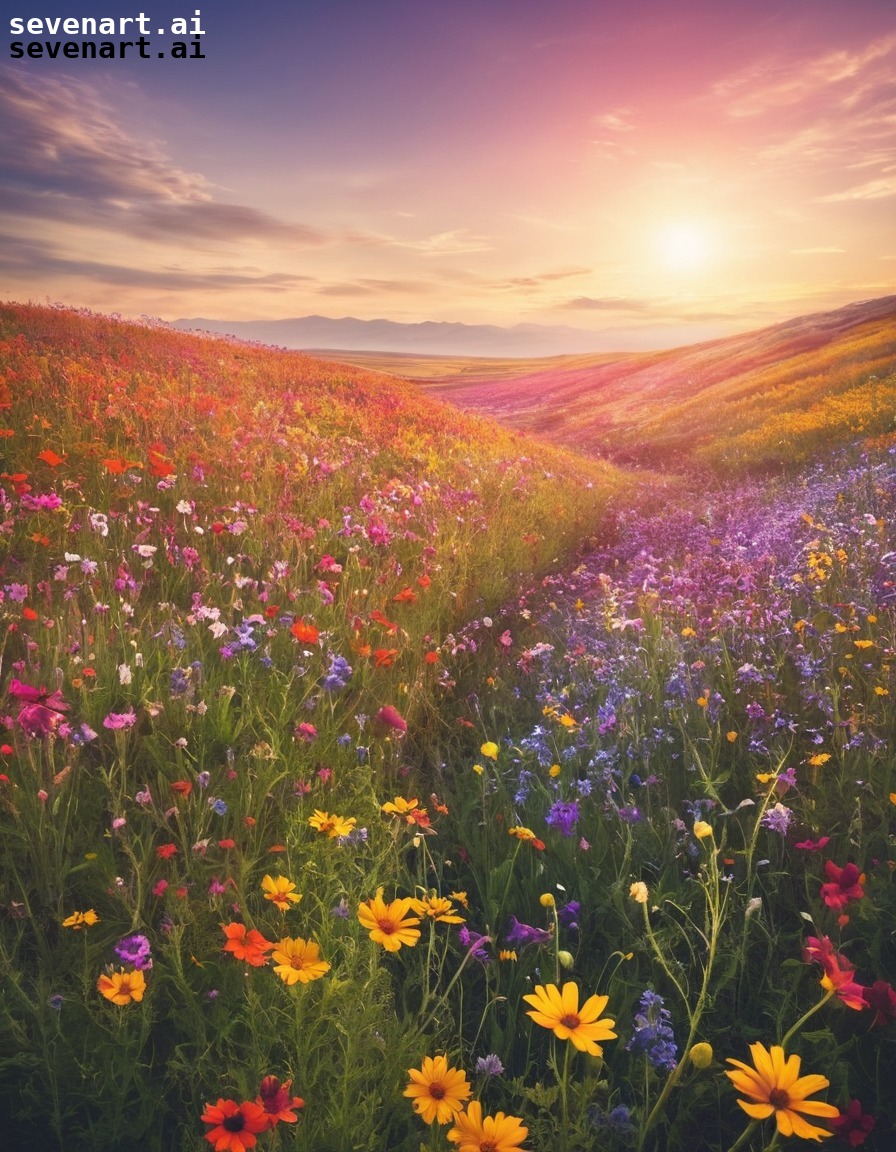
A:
[37,449,65,467]
[373,648,398,668]
[218,839,236,850]
[820,861,864,910]
[392,587,417,604]
[794,836,830,852]
[376,705,407,733]
[829,1099,875,1147]
[201,1098,268,1151]
[256,1076,305,1128]
[862,980,896,1027]
[170,780,193,797]
[803,936,866,1010]
[156,843,178,859]
[290,619,319,644]
[221,922,273,967]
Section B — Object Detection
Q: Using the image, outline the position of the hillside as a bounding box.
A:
[342,295,896,471]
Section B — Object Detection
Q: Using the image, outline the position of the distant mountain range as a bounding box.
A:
[170,314,724,357]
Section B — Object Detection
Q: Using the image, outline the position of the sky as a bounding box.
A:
[2,0,895,349]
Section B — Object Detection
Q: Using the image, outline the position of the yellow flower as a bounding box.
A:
[726,731,738,742]
[358,887,421,951]
[499,950,518,962]
[270,936,330,985]
[807,753,831,767]
[696,696,709,708]
[539,892,555,908]
[447,1101,527,1151]
[681,627,696,637]
[874,686,888,696]
[412,894,465,924]
[548,764,561,778]
[404,1055,471,1125]
[97,967,146,1005]
[854,639,874,649]
[523,981,617,1056]
[62,909,100,930]
[472,764,484,776]
[693,821,713,840]
[480,741,499,761]
[725,1042,838,1141]
[308,810,357,838]
[689,1042,714,1069]
[630,881,649,904]
[558,713,577,728]
[450,890,469,908]
[261,874,302,911]
[382,796,420,815]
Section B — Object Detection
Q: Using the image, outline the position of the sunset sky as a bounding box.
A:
[2,0,895,348]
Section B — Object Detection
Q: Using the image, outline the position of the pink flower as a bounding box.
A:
[830,1099,875,1147]
[820,860,864,910]
[376,705,407,733]
[294,722,317,742]
[794,836,830,852]
[103,708,137,730]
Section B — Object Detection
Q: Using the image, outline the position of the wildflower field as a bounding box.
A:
[1,301,894,1151]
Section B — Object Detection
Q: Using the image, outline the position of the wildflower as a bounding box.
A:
[630,881,649,904]
[725,1042,839,1140]
[221,923,274,967]
[358,888,421,951]
[404,1054,472,1125]
[523,981,617,1056]
[156,842,178,860]
[829,1099,875,1147]
[270,937,330,985]
[447,1100,528,1151]
[480,741,499,760]
[820,861,864,910]
[290,619,319,644]
[309,810,357,838]
[499,949,518,962]
[689,1042,714,1069]
[458,926,491,963]
[761,803,794,836]
[294,722,317,742]
[376,704,407,733]
[545,799,579,837]
[8,679,70,737]
[413,894,466,923]
[114,934,153,970]
[475,1054,504,1077]
[693,820,713,839]
[627,990,678,1072]
[62,909,100,930]
[862,980,896,1027]
[261,874,302,911]
[255,1076,304,1127]
[504,916,552,948]
[794,836,830,852]
[97,967,147,1005]
[102,708,137,730]
[201,1099,268,1151]
[507,826,545,850]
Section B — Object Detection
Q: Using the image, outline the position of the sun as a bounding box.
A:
[658,222,713,273]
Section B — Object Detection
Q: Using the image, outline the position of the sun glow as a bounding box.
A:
[658,222,714,273]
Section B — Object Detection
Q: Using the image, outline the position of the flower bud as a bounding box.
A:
[539,892,555,908]
[689,1042,714,1069]
[557,950,574,970]
[693,820,713,840]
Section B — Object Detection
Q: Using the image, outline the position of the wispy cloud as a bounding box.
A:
[817,178,895,202]
[0,68,329,248]
[791,246,846,254]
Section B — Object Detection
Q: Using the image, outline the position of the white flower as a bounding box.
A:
[118,664,132,685]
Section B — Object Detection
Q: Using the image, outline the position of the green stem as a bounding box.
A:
[723,1120,759,1152]
[780,988,836,1050]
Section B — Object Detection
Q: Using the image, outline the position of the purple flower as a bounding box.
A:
[504,916,552,949]
[558,900,581,932]
[545,799,580,837]
[458,925,492,963]
[626,990,677,1072]
[475,1054,505,1077]
[114,933,153,970]
[761,802,794,836]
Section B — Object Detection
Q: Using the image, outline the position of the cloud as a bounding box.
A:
[594,108,635,132]
[0,233,316,291]
[318,278,434,297]
[400,229,493,255]
[558,296,656,313]
[0,67,328,248]
[817,179,895,202]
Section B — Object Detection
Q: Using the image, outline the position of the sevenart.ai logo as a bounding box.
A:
[9,9,207,60]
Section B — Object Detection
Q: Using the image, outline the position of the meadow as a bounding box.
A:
[0,301,894,1151]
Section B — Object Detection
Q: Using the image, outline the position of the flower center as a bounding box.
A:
[379,918,396,935]
[559,1013,581,1029]
[768,1088,791,1110]
[222,1112,246,1132]
[429,1083,446,1100]
[480,1142,498,1152]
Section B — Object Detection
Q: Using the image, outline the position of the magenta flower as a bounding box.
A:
[376,705,407,733]
[829,1099,875,1147]
[8,679,70,737]
[103,708,137,730]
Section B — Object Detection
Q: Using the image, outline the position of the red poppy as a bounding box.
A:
[820,861,864,910]
[290,619,319,644]
[424,651,440,664]
[170,780,193,797]
[369,609,398,632]
[373,648,398,668]
[392,587,417,604]
[417,574,431,588]
[218,839,236,850]
[201,1098,268,1151]
[221,922,273,967]
[156,843,178,859]
[22,607,39,621]
[264,605,279,619]
[37,449,65,467]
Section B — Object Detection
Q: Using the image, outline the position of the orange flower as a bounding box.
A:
[37,449,65,467]
[291,619,319,644]
[392,587,417,604]
[97,967,146,1005]
[373,647,399,667]
[261,874,302,911]
[221,922,274,967]
[201,1099,268,1151]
